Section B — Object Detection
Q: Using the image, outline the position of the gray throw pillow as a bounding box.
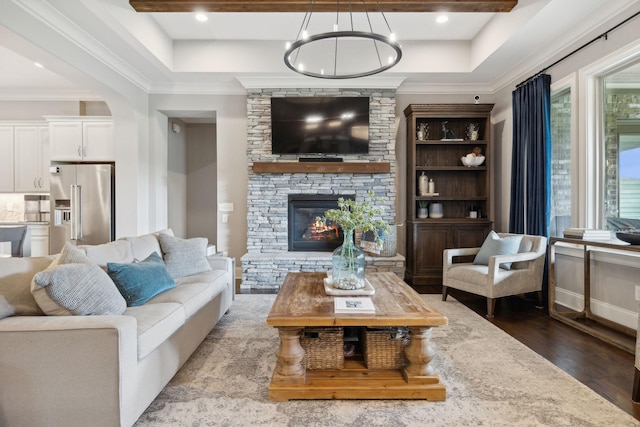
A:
[31,243,126,316]
[473,231,523,270]
[0,295,15,319]
[158,233,211,279]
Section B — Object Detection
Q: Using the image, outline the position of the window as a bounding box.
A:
[550,87,573,237]
[602,61,640,230]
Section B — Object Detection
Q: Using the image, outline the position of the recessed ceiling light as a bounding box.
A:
[34,62,44,68]
[436,15,449,24]
[195,13,208,22]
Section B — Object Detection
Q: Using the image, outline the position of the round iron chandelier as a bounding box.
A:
[284,1,402,79]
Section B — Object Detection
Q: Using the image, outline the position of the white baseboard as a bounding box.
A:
[554,288,638,330]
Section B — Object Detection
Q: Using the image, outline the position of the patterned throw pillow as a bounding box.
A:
[31,243,126,315]
[158,233,211,279]
[107,252,176,307]
[473,231,523,271]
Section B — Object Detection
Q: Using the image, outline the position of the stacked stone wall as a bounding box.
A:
[242,88,402,290]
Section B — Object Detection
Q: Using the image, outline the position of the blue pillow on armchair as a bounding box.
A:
[107,252,176,307]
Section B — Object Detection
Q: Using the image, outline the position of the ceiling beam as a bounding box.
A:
[129,1,517,13]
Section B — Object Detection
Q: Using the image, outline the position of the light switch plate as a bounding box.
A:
[635,286,640,301]
[219,202,234,212]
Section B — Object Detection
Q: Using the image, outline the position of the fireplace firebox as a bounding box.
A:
[287,194,353,251]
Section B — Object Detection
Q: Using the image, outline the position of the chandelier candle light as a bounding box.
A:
[284,0,402,79]
[323,191,390,290]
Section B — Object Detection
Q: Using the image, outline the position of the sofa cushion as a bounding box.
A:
[0,256,52,315]
[158,233,211,279]
[31,243,126,316]
[107,252,176,307]
[147,283,213,319]
[473,231,523,270]
[123,302,185,359]
[80,240,134,269]
[176,269,226,286]
[0,295,15,319]
[123,229,174,262]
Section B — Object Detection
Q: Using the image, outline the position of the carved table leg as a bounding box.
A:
[402,326,439,384]
[272,327,306,385]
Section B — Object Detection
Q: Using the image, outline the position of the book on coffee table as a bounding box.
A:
[334,297,376,314]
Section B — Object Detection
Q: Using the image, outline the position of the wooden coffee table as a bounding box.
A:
[266,271,448,401]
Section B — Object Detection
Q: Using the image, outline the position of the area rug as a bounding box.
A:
[135,294,640,426]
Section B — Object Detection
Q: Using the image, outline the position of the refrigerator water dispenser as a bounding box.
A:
[53,200,71,226]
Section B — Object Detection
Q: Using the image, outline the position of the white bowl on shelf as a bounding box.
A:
[461,155,485,167]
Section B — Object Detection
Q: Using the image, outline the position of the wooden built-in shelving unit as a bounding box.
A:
[404,104,494,293]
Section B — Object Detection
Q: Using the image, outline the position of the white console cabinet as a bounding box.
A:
[47,117,114,161]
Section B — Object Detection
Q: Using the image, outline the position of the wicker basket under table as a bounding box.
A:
[364,327,409,370]
[300,327,344,370]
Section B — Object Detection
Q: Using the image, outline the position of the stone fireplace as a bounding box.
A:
[241,88,405,291]
[288,194,350,252]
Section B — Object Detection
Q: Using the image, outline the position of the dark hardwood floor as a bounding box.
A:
[446,289,640,421]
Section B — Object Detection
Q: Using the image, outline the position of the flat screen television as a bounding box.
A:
[271,97,369,154]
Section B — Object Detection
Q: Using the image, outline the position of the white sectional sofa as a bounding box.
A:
[0,230,235,427]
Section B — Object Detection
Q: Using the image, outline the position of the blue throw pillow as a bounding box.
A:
[473,231,523,270]
[107,252,176,307]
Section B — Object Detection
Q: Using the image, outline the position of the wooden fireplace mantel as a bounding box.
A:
[252,161,391,174]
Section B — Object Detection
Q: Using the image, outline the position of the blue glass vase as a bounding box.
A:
[331,229,366,290]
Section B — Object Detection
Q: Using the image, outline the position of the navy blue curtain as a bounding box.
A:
[509,74,551,304]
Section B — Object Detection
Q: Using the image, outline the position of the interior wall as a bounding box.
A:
[149,93,247,260]
[0,101,82,120]
[186,123,217,244]
[79,101,111,116]
[167,118,187,238]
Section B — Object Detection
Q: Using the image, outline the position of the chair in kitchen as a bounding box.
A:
[0,226,29,257]
[442,232,547,318]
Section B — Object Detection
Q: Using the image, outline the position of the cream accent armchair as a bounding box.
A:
[442,233,547,318]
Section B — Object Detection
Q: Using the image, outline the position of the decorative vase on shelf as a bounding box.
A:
[331,229,366,290]
[418,172,428,196]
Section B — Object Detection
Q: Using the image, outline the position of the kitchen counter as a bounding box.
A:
[0,222,50,257]
[0,221,50,225]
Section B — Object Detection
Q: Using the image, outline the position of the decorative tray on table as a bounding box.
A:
[323,274,376,296]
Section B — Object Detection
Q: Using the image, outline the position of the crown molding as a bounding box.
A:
[236,75,406,90]
[0,89,104,101]
[148,80,248,95]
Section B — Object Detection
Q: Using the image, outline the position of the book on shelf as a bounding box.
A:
[563,228,611,240]
[334,297,376,314]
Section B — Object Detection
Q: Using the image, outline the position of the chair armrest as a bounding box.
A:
[487,252,542,277]
[443,247,480,269]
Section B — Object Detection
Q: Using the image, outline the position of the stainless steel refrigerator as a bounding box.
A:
[49,163,115,254]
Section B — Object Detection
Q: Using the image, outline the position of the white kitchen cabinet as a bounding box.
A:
[0,127,14,192]
[48,117,113,161]
[49,121,82,161]
[82,121,114,161]
[14,126,50,192]
[28,224,50,256]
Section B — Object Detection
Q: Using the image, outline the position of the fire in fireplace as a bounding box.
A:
[288,194,353,251]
